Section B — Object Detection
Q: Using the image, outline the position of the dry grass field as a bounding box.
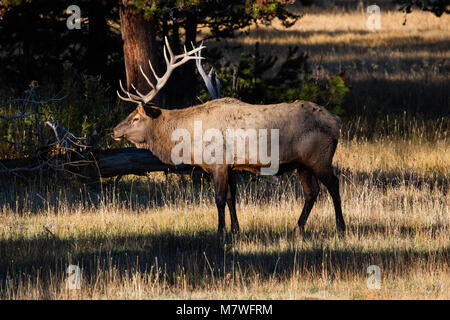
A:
[0,4,449,299]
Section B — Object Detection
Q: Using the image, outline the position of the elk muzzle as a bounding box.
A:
[113,123,126,141]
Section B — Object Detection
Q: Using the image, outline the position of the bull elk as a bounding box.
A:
[113,38,346,234]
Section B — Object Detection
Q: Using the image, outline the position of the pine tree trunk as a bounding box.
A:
[119,1,158,101]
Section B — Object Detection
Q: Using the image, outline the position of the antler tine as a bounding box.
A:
[192,42,203,68]
[131,83,148,100]
[117,89,141,103]
[174,46,205,64]
[164,36,174,62]
[118,79,142,103]
[139,65,156,91]
[192,41,220,99]
[148,59,160,81]
[163,46,170,67]
[119,79,129,96]
[208,67,214,81]
[117,90,136,103]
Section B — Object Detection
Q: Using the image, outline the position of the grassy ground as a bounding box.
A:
[0,4,449,299]
[0,116,448,299]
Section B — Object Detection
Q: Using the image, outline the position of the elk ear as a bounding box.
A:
[142,104,162,118]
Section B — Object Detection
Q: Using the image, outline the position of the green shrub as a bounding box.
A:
[299,76,349,117]
[202,42,350,117]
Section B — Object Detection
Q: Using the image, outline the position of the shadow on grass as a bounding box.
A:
[1,163,447,216]
[337,168,449,194]
[0,222,448,297]
[226,29,450,55]
[216,31,450,116]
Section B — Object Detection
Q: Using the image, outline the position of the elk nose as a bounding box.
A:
[112,128,122,141]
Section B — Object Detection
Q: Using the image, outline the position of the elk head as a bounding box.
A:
[113,37,205,145]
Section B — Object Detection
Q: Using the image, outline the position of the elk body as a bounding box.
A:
[113,38,346,234]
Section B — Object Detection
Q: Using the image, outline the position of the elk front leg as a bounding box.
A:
[212,166,229,234]
[227,168,239,234]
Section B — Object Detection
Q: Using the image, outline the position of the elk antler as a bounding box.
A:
[118,37,205,105]
[192,41,221,99]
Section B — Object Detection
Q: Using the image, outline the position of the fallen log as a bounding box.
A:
[92,148,278,184]
[94,147,199,177]
[1,147,200,179]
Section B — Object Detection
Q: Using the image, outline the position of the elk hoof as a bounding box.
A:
[217,228,226,239]
[337,224,346,236]
[294,225,305,234]
[231,226,240,234]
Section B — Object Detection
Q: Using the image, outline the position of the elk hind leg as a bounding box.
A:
[297,168,320,232]
[315,168,346,233]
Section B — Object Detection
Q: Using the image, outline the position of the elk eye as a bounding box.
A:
[132,117,139,123]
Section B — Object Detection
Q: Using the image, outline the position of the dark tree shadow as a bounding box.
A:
[1,222,448,297]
